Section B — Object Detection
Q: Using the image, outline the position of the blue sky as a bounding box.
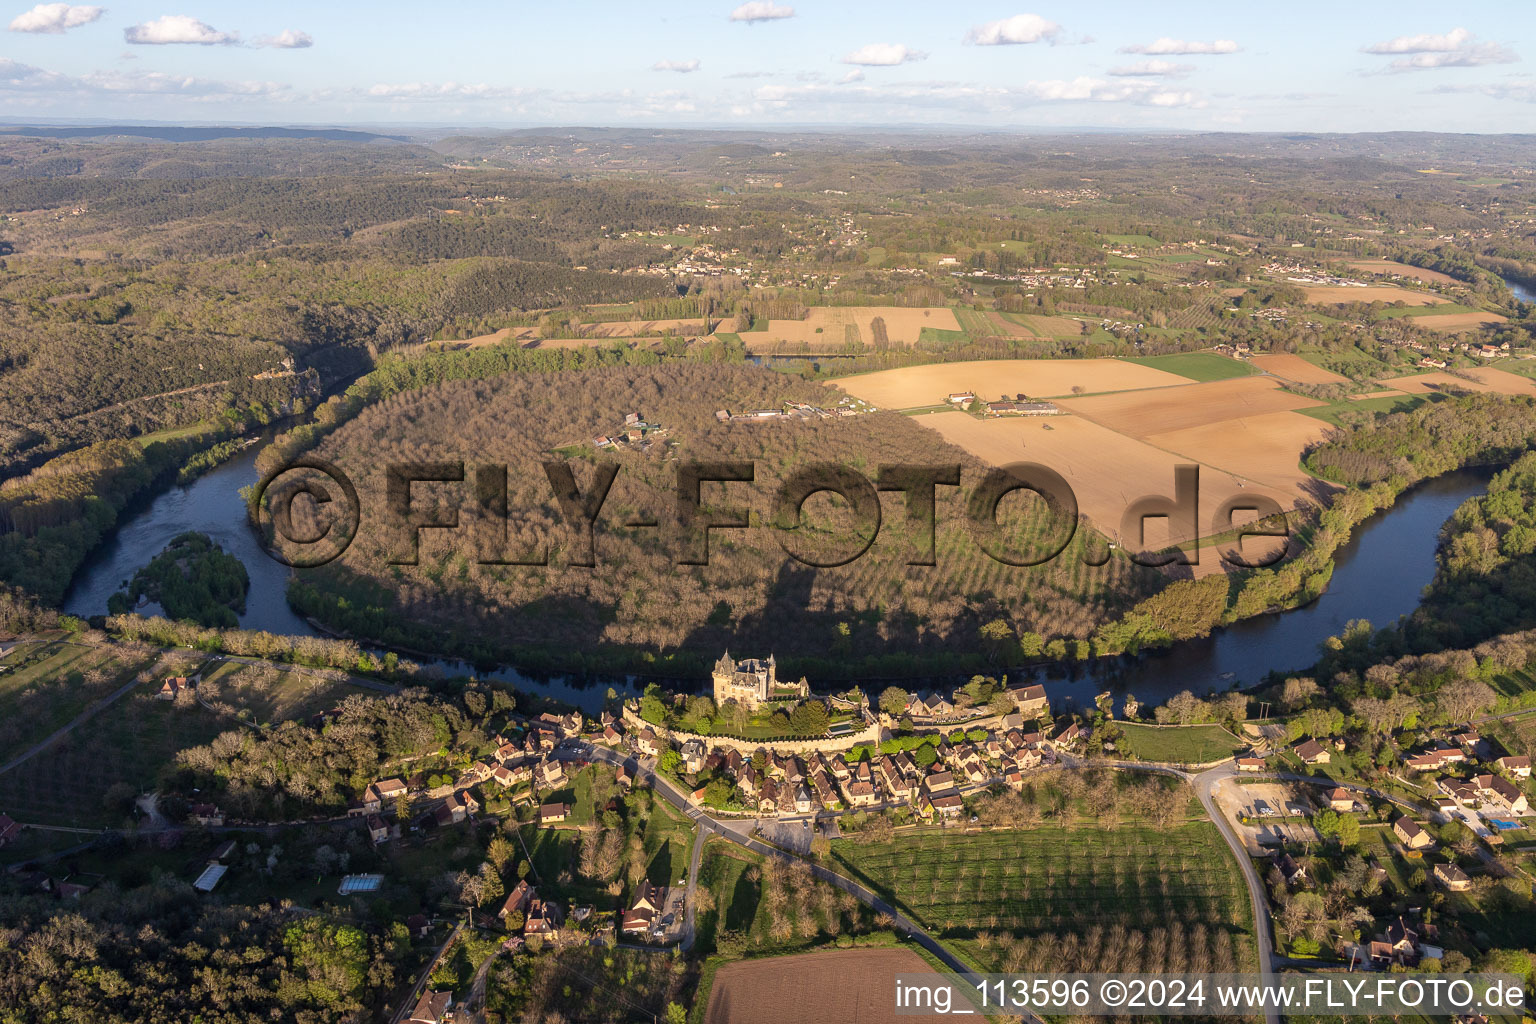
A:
[1,1,1533,130]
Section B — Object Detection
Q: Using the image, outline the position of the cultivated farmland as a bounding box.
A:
[1379,370,1536,397]
[1410,312,1508,332]
[1250,353,1349,384]
[1301,285,1449,306]
[833,358,1192,410]
[1347,260,1458,285]
[1144,410,1333,497]
[1055,376,1325,439]
[704,949,930,1024]
[748,306,961,349]
[831,823,1257,973]
[921,411,1298,549]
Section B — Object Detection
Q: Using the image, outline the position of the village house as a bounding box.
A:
[538,802,570,825]
[1497,755,1532,779]
[1404,746,1465,772]
[924,770,956,795]
[187,803,224,827]
[1010,684,1050,718]
[621,880,668,937]
[843,778,878,808]
[1327,788,1354,812]
[1277,853,1308,886]
[681,739,706,774]
[1446,774,1530,815]
[1235,756,1267,773]
[637,728,662,758]
[157,676,190,701]
[1433,862,1471,892]
[930,792,965,818]
[408,990,455,1024]
[500,879,534,922]
[353,778,407,815]
[365,814,390,844]
[1051,722,1083,749]
[435,792,474,826]
[0,813,19,848]
[537,759,567,789]
[524,896,562,935]
[491,764,517,788]
[1393,817,1434,850]
[1293,738,1330,765]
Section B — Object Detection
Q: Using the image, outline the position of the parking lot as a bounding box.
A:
[757,815,839,854]
[1212,779,1320,853]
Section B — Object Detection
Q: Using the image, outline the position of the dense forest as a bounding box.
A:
[0,882,410,1023]
[287,362,1156,676]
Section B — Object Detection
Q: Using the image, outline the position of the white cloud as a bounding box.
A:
[1108,59,1193,77]
[729,2,793,23]
[1363,27,1516,70]
[652,58,700,73]
[841,43,926,66]
[1119,38,1239,55]
[1364,27,1472,54]
[745,75,1200,116]
[964,14,1060,46]
[124,14,239,45]
[0,56,289,98]
[366,81,525,99]
[839,69,864,84]
[257,29,312,49]
[8,3,102,33]
[1434,78,1536,102]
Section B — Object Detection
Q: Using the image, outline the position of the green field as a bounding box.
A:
[1120,352,1257,382]
[1295,349,1396,380]
[831,822,1257,972]
[1114,722,1245,764]
[0,692,230,827]
[1104,234,1160,247]
[197,660,373,726]
[0,642,147,742]
[1298,393,1431,426]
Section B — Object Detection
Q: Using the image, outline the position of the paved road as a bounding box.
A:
[1191,764,1281,1024]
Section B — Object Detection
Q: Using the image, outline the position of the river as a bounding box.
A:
[63,440,1489,712]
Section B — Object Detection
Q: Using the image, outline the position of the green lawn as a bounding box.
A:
[831,822,1257,971]
[1120,353,1257,382]
[1114,722,1245,764]
[918,326,971,346]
